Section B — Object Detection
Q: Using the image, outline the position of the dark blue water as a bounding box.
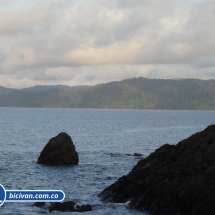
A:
[0,108,215,214]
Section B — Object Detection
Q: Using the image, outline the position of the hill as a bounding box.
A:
[0,86,16,96]
[21,85,89,92]
[0,78,215,109]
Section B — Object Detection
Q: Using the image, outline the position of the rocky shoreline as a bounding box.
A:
[33,201,92,213]
[99,125,215,215]
[34,126,215,214]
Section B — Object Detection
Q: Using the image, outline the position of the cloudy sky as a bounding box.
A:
[0,0,215,88]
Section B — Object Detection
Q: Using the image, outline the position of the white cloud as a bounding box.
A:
[0,0,215,88]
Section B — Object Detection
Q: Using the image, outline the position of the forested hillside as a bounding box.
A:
[0,78,215,110]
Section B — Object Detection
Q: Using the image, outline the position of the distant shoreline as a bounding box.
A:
[1,77,215,110]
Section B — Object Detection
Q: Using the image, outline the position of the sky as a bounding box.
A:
[0,0,215,88]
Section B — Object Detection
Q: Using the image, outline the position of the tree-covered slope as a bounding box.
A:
[0,78,215,109]
[0,86,16,96]
[52,78,215,109]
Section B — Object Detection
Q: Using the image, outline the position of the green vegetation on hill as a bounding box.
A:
[0,78,215,110]
[0,86,16,96]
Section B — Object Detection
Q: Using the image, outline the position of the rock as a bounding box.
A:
[33,202,45,207]
[48,201,92,213]
[48,201,76,212]
[37,132,79,165]
[133,153,142,157]
[126,153,143,157]
[75,204,92,212]
[99,125,215,215]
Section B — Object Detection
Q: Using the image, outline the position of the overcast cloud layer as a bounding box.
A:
[0,0,215,88]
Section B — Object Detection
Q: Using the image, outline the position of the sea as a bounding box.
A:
[0,108,215,215]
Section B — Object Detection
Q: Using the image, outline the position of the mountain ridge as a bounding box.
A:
[0,77,215,109]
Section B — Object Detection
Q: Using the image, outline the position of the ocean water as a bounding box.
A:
[0,108,215,215]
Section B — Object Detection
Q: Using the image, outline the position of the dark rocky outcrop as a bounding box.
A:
[48,201,92,213]
[37,132,79,165]
[32,202,45,207]
[33,201,92,213]
[99,125,215,215]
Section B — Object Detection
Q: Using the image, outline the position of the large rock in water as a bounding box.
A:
[37,132,79,165]
[99,125,215,215]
